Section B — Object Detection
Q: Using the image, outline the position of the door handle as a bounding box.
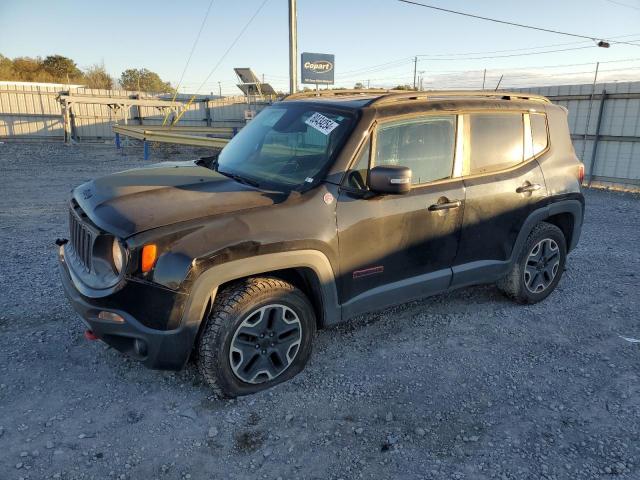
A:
[428,200,462,211]
[516,183,542,194]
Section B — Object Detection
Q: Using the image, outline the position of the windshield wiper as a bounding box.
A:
[218,169,261,188]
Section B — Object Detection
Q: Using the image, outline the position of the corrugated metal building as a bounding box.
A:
[518,81,640,187]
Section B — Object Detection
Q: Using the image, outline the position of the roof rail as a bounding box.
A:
[371,90,551,105]
[284,89,403,100]
[283,89,550,104]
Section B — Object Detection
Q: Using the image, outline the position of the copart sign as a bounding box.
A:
[301,52,335,85]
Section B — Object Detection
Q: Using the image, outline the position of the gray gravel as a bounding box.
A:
[1,142,639,480]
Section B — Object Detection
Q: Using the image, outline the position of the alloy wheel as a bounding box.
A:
[229,304,302,384]
[524,238,560,293]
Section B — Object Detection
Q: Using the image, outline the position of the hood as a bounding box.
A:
[73,161,284,238]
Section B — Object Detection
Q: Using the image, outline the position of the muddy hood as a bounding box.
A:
[73,161,282,238]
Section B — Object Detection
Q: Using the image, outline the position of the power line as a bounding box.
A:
[398,0,640,47]
[417,45,599,61]
[412,33,640,57]
[162,0,215,125]
[603,0,640,11]
[334,57,640,80]
[337,39,640,79]
[173,0,216,92]
[193,0,269,94]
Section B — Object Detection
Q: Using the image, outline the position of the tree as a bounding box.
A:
[119,68,172,93]
[84,63,113,89]
[11,57,48,81]
[392,84,415,91]
[0,54,15,80]
[354,82,365,89]
[42,55,83,82]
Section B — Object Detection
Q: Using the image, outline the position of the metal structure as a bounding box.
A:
[113,124,231,153]
[234,68,277,100]
[516,82,640,188]
[58,94,183,143]
[0,84,265,142]
[1,80,638,189]
[288,0,298,94]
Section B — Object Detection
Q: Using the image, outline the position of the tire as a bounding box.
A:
[497,222,567,304]
[197,277,316,398]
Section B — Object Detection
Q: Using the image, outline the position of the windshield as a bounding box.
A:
[216,104,355,190]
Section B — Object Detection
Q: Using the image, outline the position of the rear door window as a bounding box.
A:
[468,113,524,175]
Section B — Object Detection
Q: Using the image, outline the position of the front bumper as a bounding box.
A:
[58,246,194,370]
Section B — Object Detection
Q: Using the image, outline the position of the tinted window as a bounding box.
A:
[469,113,524,174]
[375,115,456,185]
[530,113,548,156]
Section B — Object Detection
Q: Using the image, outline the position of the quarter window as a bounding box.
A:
[375,115,456,185]
[530,113,548,156]
[346,139,370,189]
[469,113,524,175]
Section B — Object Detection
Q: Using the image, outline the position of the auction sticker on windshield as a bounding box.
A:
[305,112,339,135]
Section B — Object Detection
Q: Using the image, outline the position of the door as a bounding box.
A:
[452,112,548,287]
[337,114,465,318]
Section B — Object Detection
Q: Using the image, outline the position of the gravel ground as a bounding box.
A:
[1,142,639,480]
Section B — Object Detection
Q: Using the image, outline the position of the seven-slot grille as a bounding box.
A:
[68,200,94,271]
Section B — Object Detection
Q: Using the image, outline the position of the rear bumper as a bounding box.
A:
[59,246,193,370]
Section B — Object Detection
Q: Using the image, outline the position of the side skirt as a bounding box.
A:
[341,268,451,319]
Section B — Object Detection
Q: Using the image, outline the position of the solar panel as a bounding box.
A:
[234,68,260,84]
[237,83,277,96]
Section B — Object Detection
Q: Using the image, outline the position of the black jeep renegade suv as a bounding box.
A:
[59,90,584,397]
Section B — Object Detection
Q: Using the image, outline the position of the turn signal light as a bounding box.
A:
[141,244,158,273]
[97,311,125,323]
[578,164,585,184]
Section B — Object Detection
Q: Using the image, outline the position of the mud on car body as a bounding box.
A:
[58,90,584,397]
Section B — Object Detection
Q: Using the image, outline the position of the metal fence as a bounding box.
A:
[0,84,266,141]
[516,81,640,188]
[1,81,638,188]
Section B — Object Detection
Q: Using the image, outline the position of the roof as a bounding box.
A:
[283,89,551,108]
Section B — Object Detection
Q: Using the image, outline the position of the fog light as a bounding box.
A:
[97,311,125,323]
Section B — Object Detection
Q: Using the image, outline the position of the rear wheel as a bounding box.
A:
[497,222,567,304]
[197,277,316,398]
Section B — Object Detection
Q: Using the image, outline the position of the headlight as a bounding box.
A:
[111,238,125,274]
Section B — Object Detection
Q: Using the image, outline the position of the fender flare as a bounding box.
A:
[179,250,341,349]
[451,199,583,288]
[511,199,583,260]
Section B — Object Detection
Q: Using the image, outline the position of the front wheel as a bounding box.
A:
[197,277,316,398]
[497,222,567,304]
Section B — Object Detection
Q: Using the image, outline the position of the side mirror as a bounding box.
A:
[369,165,412,194]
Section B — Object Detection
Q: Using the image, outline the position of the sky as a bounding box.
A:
[1,0,640,94]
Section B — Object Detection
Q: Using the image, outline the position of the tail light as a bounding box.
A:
[578,164,585,184]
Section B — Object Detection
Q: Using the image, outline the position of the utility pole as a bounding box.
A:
[413,56,418,90]
[218,81,222,98]
[367,79,370,89]
[288,0,298,94]
[581,62,600,162]
[418,70,425,91]
[482,69,486,89]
